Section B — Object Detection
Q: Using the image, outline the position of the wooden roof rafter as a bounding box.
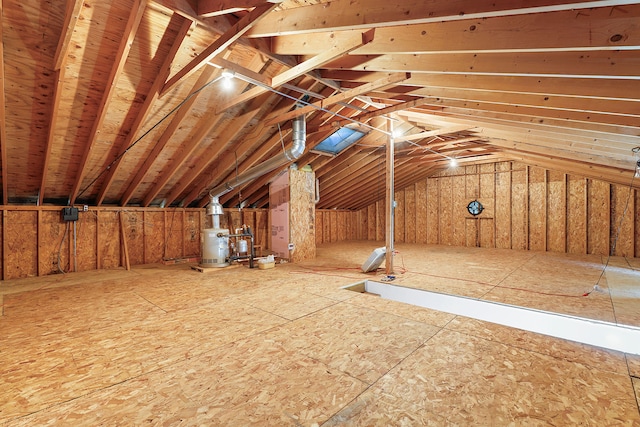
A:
[197,0,282,18]
[179,77,324,207]
[269,4,640,55]
[69,0,147,205]
[159,1,279,97]
[215,29,376,114]
[248,0,640,38]
[39,0,84,205]
[144,52,273,207]
[95,14,194,207]
[0,1,6,205]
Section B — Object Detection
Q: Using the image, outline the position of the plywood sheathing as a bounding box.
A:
[362,160,640,257]
[289,169,316,262]
[1,242,639,424]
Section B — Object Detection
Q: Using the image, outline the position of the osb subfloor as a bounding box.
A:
[1,242,639,426]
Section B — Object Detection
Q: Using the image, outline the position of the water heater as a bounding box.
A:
[200,228,230,268]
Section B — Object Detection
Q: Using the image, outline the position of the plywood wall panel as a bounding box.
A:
[38,211,68,276]
[465,165,479,199]
[426,179,439,244]
[144,211,164,264]
[394,190,405,243]
[511,167,528,250]
[611,184,634,257]
[255,210,269,251]
[405,185,416,243]
[289,170,316,262]
[330,210,338,243]
[184,211,200,256]
[588,179,610,255]
[547,171,567,253]
[315,210,324,244]
[5,211,38,279]
[567,176,587,254]
[452,175,466,246]
[353,161,637,259]
[528,167,547,252]
[415,180,428,244]
[122,211,144,266]
[495,163,512,249]
[367,205,376,240]
[480,218,495,248]
[164,210,183,260]
[98,211,120,269]
[376,200,385,242]
[323,209,332,243]
[337,211,346,241]
[439,177,452,245]
[75,211,98,272]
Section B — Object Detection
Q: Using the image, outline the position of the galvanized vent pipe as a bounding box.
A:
[207,114,306,203]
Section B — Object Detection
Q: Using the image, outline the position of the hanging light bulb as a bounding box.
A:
[449,157,458,168]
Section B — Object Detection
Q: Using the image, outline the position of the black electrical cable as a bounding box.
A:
[75,74,225,203]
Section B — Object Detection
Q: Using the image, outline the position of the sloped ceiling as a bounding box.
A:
[1,0,639,210]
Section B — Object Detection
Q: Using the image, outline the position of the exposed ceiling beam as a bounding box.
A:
[324,71,640,102]
[119,30,212,207]
[215,29,375,114]
[323,50,640,78]
[92,15,194,206]
[248,0,640,37]
[0,1,6,204]
[53,0,84,71]
[160,1,279,97]
[180,78,323,207]
[140,68,226,207]
[41,1,84,204]
[197,0,278,17]
[307,98,430,135]
[162,90,277,207]
[68,0,147,205]
[270,5,640,54]
[158,60,280,207]
[265,72,410,126]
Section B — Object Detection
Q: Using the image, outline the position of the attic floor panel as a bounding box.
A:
[1,242,639,425]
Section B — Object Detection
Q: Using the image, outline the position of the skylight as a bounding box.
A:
[312,127,366,155]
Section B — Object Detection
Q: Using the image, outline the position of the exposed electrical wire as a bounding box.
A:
[75,74,226,203]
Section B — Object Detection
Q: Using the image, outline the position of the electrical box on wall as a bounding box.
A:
[61,207,79,222]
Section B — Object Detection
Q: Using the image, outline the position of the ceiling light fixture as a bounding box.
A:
[449,158,458,168]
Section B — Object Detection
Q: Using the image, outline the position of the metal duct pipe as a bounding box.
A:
[208,114,306,200]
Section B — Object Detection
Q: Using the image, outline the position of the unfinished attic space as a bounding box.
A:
[2,0,640,424]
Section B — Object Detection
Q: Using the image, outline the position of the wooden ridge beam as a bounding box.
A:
[215,29,375,114]
[269,5,640,54]
[160,1,278,97]
[69,0,146,205]
[249,0,640,38]
[96,15,194,207]
[264,72,410,126]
